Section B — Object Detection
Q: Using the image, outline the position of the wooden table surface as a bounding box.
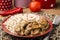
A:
[23,8,60,15]
[42,9,60,15]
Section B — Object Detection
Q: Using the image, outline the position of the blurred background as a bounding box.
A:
[56,0,60,8]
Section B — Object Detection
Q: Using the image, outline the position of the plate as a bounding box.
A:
[2,15,53,38]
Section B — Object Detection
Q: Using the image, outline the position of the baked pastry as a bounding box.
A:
[4,13,49,36]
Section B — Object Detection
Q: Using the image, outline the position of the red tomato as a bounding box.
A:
[29,1,41,12]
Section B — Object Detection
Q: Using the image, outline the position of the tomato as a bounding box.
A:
[29,1,41,12]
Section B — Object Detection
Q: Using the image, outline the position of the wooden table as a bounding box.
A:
[23,8,60,15]
[42,9,60,15]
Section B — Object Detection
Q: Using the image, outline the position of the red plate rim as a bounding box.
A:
[2,16,53,38]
